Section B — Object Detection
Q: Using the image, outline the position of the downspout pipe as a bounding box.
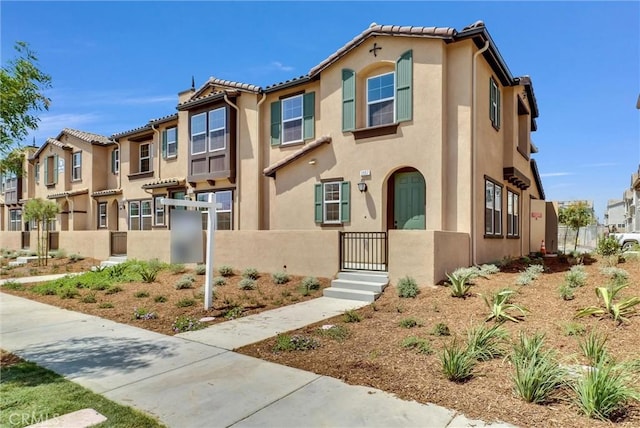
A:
[471,40,490,266]
[224,93,240,229]
[151,124,160,180]
[64,194,73,231]
[256,92,267,230]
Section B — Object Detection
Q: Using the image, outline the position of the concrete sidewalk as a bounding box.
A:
[1,292,513,428]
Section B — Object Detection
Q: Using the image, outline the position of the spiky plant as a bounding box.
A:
[482,289,528,323]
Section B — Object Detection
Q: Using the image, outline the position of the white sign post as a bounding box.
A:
[160,194,216,310]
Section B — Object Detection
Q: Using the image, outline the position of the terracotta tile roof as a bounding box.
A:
[177,90,229,110]
[62,128,112,145]
[264,136,331,178]
[141,177,186,189]
[194,77,261,97]
[265,75,312,92]
[91,188,122,197]
[31,138,72,159]
[308,23,457,77]
[47,188,89,199]
[149,113,178,125]
[111,123,153,139]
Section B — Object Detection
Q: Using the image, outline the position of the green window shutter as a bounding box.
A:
[314,183,323,223]
[270,101,281,146]
[53,154,58,184]
[340,181,350,223]
[396,50,413,122]
[161,130,167,159]
[303,92,315,140]
[342,69,356,131]
[489,79,496,124]
[44,157,48,184]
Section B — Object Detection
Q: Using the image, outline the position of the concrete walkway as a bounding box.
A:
[0,292,513,428]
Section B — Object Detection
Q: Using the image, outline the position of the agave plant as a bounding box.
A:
[482,289,528,323]
[576,283,640,324]
[446,272,473,298]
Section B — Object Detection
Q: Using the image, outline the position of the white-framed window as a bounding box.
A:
[9,209,22,231]
[196,190,232,230]
[367,72,395,127]
[129,202,140,230]
[314,181,350,225]
[72,151,82,181]
[35,162,40,184]
[191,112,207,154]
[208,108,226,151]
[111,148,119,174]
[129,200,152,230]
[139,143,151,173]
[507,190,519,237]
[4,174,17,203]
[154,195,166,226]
[282,94,303,144]
[98,202,107,228]
[490,77,501,129]
[485,179,502,236]
[323,182,341,224]
[165,127,177,158]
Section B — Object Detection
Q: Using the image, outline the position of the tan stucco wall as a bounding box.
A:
[0,232,22,250]
[529,199,547,254]
[388,230,470,286]
[58,230,111,260]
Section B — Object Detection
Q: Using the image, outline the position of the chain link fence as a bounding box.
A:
[557,225,607,253]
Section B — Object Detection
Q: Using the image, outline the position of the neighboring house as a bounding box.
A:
[623,167,640,232]
[0,21,556,284]
[0,147,36,246]
[604,199,626,232]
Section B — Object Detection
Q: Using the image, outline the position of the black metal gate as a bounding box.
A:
[339,232,388,272]
[110,232,127,256]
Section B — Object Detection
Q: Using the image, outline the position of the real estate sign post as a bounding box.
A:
[160,194,216,309]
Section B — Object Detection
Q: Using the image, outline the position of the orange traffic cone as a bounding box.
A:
[540,240,546,256]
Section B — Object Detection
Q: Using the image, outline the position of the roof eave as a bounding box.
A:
[530,158,545,200]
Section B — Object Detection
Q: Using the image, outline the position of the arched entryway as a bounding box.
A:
[386,167,426,230]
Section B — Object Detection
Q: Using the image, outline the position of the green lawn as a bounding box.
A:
[1,354,165,428]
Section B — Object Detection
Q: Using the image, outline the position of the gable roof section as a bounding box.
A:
[31,137,73,160]
[60,128,112,145]
[192,77,260,99]
[263,136,331,178]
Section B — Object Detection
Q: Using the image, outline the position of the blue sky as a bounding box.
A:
[2,1,638,219]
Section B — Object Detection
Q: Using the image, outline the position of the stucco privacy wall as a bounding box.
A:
[388,230,470,285]
[1,232,22,250]
[58,231,111,260]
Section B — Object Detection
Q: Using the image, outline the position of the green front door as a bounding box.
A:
[394,171,425,229]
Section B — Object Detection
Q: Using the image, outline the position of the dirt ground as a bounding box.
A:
[0,258,328,335]
[237,255,640,428]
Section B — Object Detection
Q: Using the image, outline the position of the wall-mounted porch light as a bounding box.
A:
[357,180,368,193]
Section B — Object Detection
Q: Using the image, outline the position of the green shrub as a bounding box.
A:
[133,307,157,320]
[399,317,422,329]
[218,265,234,277]
[273,334,320,352]
[272,271,290,285]
[561,321,586,337]
[441,339,475,382]
[512,331,546,364]
[572,361,640,420]
[168,263,186,275]
[175,274,195,290]
[56,285,79,299]
[176,298,196,308]
[242,268,260,280]
[478,264,500,276]
[1,280,24,290]
[32,282,58,295]
[68,253,85,262]
[597,235,621,257]
[446,271,472,298]
[154,295,167,303]
[580,330,609,366]
[134,259,163,283]
[224,305,244,320]
[566,265,588,288]
[213,276,226,286]
[80,292,97,303]
[452,266,479,280]
[301,276,321,290]
[319,325,350,342]
[134,291,149,298]
[239,278,257,290]
[558,283,575,301]
[49,249,67,259]
[402,336,433,355]
[105,285,123,295]
[172,315,206,333]
[430,323,451,336]
[98,302,114,309]
[576,283,640,324]
[512,349,566,404]
[599,267,628,284]
[343,309,362,323]
[466,324,508,361]
[482,288,527,323]
[397,276,419,298]
[194,264,206,275]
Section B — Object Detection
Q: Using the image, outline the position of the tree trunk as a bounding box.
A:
[36,223,41,266]
[574,227,580,252]
[563,227,568,254]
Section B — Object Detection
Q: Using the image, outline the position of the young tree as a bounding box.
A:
[563,202,594,252]
[0,41,52,153]
[558,206,570,253]
[23,198,59,266]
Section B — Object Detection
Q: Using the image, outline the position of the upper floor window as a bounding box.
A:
[9,209,22,231]
[139,143,151,173]
[507,190,519,237]
[191,108,226,155]
[367,72,395,127]
[4,174,17,203]
[485,178,502,237]
[270,92,315,146]
[314,181,350,225]
[490,78,501,130]
[163,127,177,159]
[35,162,40,184]
[111,148,119,174]
[44,154,58,186]
[72,151,82,181]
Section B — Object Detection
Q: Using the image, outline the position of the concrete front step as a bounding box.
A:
[323,287,380,302]
[330,278,385,293]
[99,256,127,268]
[337,271,389,283]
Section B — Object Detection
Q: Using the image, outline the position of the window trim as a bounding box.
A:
[35,162,40,184]
[112,148,119,174]
[323,181,342,224]
[196,190,233,230]
[490,77,501,130]
[484,177,503,238]
[71,151,82,181]
[98,202,107,229]
[139,143,151,173]
[366,72,395,128]
[191,112,207,155]
[208,107,227,152]
[129,201,140,230]
[9,209,22,231]
[281,94,304,145]
[507,189,520,238]
[165,127,178,159]
[154,195,166,226]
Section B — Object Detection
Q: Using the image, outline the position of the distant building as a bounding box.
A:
[622,166,640,232]
[604,199,626,232]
